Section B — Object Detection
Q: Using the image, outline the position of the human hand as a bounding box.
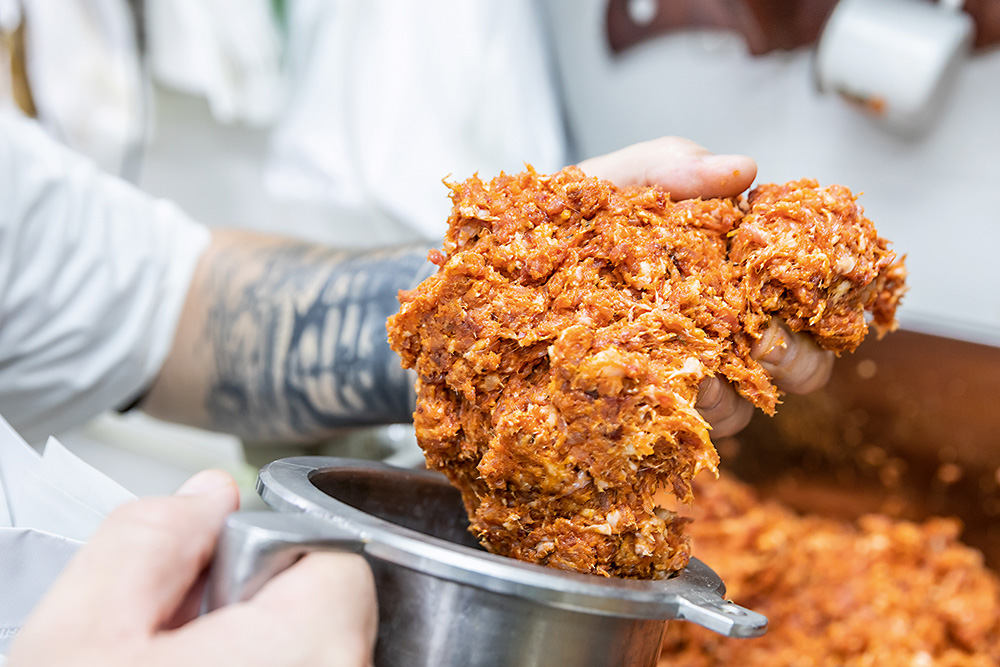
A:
[8,469,377,667]
[578,135,757,200]
[578,137,833,436]
[697,319,834,436]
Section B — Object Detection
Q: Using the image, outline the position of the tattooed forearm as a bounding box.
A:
[201,238,435,441]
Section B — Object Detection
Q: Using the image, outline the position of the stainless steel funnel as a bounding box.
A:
[206,457,766,667]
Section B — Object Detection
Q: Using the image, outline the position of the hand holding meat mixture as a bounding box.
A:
[387,153,905,579]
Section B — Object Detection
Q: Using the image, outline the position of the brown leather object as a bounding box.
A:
[606,0,1000,56]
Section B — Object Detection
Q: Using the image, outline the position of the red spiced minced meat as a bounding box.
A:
[387,167,905,579]
[658,473,1000,666]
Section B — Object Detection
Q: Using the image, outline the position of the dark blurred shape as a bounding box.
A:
[606,0,838,55]
[606,0,999,56]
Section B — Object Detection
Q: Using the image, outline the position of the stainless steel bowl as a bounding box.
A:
[206,457,766,667]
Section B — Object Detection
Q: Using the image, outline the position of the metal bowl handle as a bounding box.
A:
[203,511,364,611]
[674,588,768,638]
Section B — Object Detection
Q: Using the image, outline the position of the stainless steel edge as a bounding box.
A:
[255,456,768,636]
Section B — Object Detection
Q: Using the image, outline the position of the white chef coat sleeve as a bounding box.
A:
[0,112,211,443]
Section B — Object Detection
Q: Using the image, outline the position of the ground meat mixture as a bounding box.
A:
[387,166,905,579]
[658,474,1000,666]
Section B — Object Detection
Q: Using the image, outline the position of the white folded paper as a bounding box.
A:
[0,413,136,656]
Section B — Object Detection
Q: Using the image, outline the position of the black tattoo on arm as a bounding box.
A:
[204,241,436,441]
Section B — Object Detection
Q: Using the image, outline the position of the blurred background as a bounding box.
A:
[0,0,997,518]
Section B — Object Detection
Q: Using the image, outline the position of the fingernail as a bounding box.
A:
[176,469,234,496]
[753,322,791,365]
[695,377,724,410]
[698,154,731,165]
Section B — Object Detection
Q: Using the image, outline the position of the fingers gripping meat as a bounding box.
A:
[387,169,905,579]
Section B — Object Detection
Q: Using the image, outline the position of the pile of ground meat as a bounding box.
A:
[658,473,1000,666]
[387,166,905,579]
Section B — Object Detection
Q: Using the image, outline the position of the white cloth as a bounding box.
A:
[0,111,211,444]
[17,0,146,177]
[146,0,286,127]
[0,528,78,657]
[266,0,568,240]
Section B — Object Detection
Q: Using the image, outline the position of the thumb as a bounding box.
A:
[21,470,240,643]
[577,137,757,199]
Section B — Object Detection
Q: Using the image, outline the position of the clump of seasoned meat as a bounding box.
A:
[658,473,1000,666]
[733,179,907,351]
[387,167,905,579]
